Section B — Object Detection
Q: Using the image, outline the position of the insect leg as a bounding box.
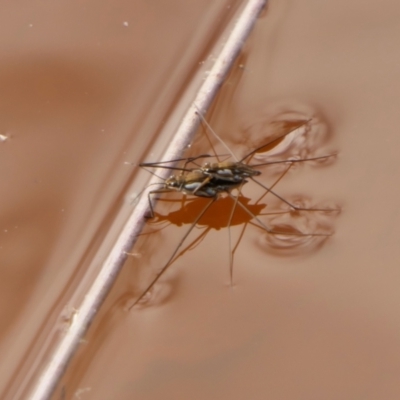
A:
[239,119,311,163]
[167,226,211,261]
[191,175,213,195]
[227,164,295,283]
[194,105,238,161]
[227,192,331,237]
[146,189,176,219]
[251,153,337,168]
[250,176,337,213]
[140,154,212,168]
[226,183,245,285]
[129,197,217,309]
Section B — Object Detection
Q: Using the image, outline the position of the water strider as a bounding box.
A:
[129,110,338,308]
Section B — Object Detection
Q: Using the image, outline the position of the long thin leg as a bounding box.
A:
[167,226,211,264]
[228,163,294,281]
[140,154,213,169]
[229,209,295,256]
[250,153,337,168]
[227,192,331,237]
[191,175,213,195]
[129,197,217,309]
[146,188,176,218]
[194,106,238,161]
[239,119,311,163]
[250,176,337,212]
[255,163,293,204]
[226,183,244,285]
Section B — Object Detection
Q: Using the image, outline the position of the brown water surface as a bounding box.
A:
[0,0,241,398]
[3,0,400,399]
[64,1,400,399]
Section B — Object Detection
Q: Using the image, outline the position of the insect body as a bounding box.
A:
[141,159,263,218]
[203,160,261,180]
[166,167,250,197]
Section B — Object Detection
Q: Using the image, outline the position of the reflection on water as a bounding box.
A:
[150,194,338,260]
[242,101,334,163]
[259,197,339,256]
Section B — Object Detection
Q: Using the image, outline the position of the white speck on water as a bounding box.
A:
[123,21,129,27]
[0,134,8,142]
[75,387,91,399]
